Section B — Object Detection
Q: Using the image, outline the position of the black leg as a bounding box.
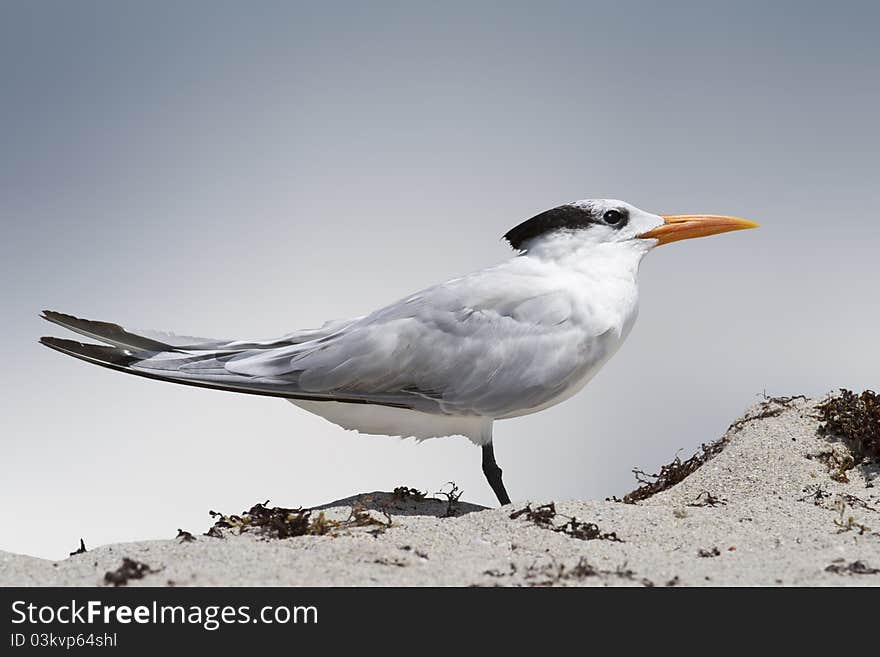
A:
[482,443,511,506]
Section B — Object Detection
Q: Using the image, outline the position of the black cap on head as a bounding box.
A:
[503,204,597,250]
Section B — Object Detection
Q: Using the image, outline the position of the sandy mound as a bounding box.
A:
[2,395,878,586]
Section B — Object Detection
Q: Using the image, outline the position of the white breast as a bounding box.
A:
[496,275,640,419]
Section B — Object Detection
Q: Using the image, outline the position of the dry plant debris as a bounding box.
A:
[392,486,426,502]
[615,438,728,504]
[688,491,728,507]
[838,493,877,512]
[798,484,834,506]
[799,485,877,518]
[818,389,880,462]
[434,482,463,518]
[400,545,429,559]
[509,502,622,542]
[485,558,653,587]
[176,529,196,543]
[617,396,806,503]
[824,560,880,575]
[373,557,408,567]
[809,444,857,482]
[68,538,87,556]
[104,558,155,586]
[207,500,392,539]
[832,499,872,535]
[203,525,224,539]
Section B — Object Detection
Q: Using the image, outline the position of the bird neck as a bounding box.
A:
[523,231,652,282]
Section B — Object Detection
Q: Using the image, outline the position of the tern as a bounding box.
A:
[40,199,757,505]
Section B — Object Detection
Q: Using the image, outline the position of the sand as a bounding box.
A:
[2,395,878,586]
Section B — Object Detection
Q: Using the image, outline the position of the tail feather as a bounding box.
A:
[41,310,194,352]
[40,309,355,353]
[38,336,307,400]
[39,336,141,367]
[38,336,411,408]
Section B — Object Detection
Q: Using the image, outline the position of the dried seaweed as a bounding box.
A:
[510,502,622,542]
[347,503,393,536]
[392,486,426,502]
[615,438,727,504]
[522,559,600,586]
[688,491,728,508]
[808,444,856,482]
[400,545,429,559]
[698,547,721,558]
[69,538,87,556]
[818,390,880,462]
[727,395,807,433]
[104,558,155,586]
[798,484,833,506]
[208,500,312,539]
[483,563,518,578]
[486,558,652,587]
[207,499,392,539]
[799,485,877,515]
[838,493,878,512]
[832,499,871,535]
[435,482,463,518]
[176,529,196,543]
[824,560,880,575]
[203,526,224,539]
[616,396,805,503]
[834,516,871,534]
[374,557,408,567]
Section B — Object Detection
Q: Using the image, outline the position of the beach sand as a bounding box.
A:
[2,395,878,586]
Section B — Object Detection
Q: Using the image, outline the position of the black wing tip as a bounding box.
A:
[39,335,74,350]
[39,336,139,367]
[39,310,174,352]
[41,309,75,324]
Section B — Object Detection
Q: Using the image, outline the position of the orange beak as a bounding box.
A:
[641,214,760,245]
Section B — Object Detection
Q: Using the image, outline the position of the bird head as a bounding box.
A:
[503,199,758,252]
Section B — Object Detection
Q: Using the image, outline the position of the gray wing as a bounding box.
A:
[223,271,610,417]
[41,267,614,416]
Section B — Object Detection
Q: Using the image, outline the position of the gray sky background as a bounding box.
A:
[2,1,878,559]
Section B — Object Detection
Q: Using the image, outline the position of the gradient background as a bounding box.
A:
[2,1,878,559]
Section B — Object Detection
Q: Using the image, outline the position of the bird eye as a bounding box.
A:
[603,209,624,225]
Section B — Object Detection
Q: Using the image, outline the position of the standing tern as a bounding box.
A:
[40,199,757,504]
